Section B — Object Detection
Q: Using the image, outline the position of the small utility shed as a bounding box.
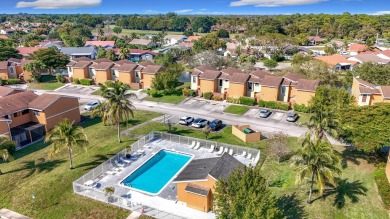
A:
[232,124,261,143]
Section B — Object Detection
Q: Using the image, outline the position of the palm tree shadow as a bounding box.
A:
[277,193,307,219]
[75,154,114,170]
[315,178,367,208]
[4,158,66,178]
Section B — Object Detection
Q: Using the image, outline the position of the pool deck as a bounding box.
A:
[76,137,257,219]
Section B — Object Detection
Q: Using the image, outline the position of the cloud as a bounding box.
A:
[145,9,158,13]
[200,8,207,11]
[230,0,327,7]
[16,0,101,9]
[174,9,193,13]
[371,11,390,15]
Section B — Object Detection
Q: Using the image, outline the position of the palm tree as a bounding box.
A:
[45,118,88,169]
[291,134,341,204]
[99,81,136,143]
[23,60,46,82]
[306,109,339,141]
[118,48,129,60]
[91,101,110,126]
[0,136,15,162]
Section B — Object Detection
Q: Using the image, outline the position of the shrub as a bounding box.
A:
[227,97,240,104]
[6,79,21,84]
[294,104,311,113]
[188,89,196,97]
[0,140,16,155]
[239,96,255,106]
[374,167,390,209]
[55,73,65,83]
[213,95,223,101]
[203,92,213,100]
[149,89,162,97]
[258,100,290,111]
[182,87,190,96]
[73,78,80,84]
[79,79,93,86]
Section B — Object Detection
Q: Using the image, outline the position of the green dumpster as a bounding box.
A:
[243,128,253,134]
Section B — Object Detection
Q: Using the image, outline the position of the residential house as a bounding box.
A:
[0,29,14,36]
[0,91,80,148]
[199,70,221,95]
[348,54,390,65]
[16,47,44,57]
[0,86,24,97]
[60,47,97,60]
[164,35,187,45]
[173,153,244,212]
[315,54,358,70]
[38,40,62,49]
[378,50,390,59]
[283,72,320,105]
[141,64,165,89]
[129,39,154,48]
[184,36,202,42]
[84,41,115,49]
[349,43,368,55]
[0,58,35,80]
[351,77,390,106]
[91,61,116,85]
[128,49,156,62]
[115,61,140,89]
[307,36,323,46]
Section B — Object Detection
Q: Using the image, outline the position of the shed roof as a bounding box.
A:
[200,70,221,80]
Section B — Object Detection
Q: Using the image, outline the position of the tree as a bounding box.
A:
[202,126,211,140]
[118,48,129,60]
[23,60,46,82]
[309,86,355,116]
[30,47,69,74]
[291,134,341,204]
[106,49,116,61]
[339,103,390,153]
[98,81,136,143]
[353,62,390,86]
[193,33,226,51]
[0,39,21,61]
[91,101,110,126]
[45,118,88,169]
[216,29,229,38]
[112,26,122,35]
[0,136,15,162]
[104,187,115,203]
[324,43,338,55]
[291,54,312,65]
[191,16,215,33]
[214,166,284,218]
[263,59,278,71]
[96,47,107,59]
[183,30,194,37]
[151,63,183,92]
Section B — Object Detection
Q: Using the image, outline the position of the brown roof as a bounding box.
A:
[195,65,217,73]
[250,70,271,79]
[0,91,38,117]
[359,85,374,94]
[380,86,390,100]
[0,86,14,97]
[260,76,283,88]
[221,67,243,76]
[200,70,221,80]
[94,58,113,64]
[308,36,323,42]
[73,57,92,62]
[142,65,164,74]
[28,94,68,111]
[129,39,152,46]
[248,75,262,83]
[0,61,8,69]
[21,60,33,67]
[8,58,22,64]
[296,79,320,92]
[115,60,135,65]
[218,72,231,80]
[73,61,93,69]
[229,73,250,84]
[349,43,367,52]
[283,72,302,82]
[94,62,115,70]
[352,54,390,64]
[354,78,376,89]
[116,63,138,72]
[139,60,154,67]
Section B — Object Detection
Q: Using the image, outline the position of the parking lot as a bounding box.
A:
[56,84,99,95]
[243,108,291,123]
[180,98,229,113]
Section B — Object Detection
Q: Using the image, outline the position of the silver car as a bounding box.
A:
[191,118,208,128]
[259,109,272,118]
[286,112,299,122]
[84,102,99,111]
[179,116,194,125]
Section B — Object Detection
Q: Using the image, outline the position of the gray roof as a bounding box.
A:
[60,47,96,55]
[173,153,244,182]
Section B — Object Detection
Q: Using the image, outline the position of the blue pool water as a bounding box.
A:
[121,150,192,195]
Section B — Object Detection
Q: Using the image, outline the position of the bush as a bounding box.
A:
[55,73,66,83]
[79,79,93,86]
[73,78,80,84]
[149,89,163,97]
[6,79,21,84]
[0,140,16,155]
[213,96,223,101]
[374,167,390,209]
[188,89,196,97]
[203,92,213,100]
[226,97,240,104]
[294,104,311,113]
[258,100,290,111]
[182,87,190,97]
[239,96,255,106]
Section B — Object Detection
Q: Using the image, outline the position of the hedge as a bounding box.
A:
[73,78,80,84]
[226,97,240,104]
[239,96,255,106]
[5,79,21,84]
[294,104,311,113]
[203,92,213,100]
[258,100,290,111]
[79,79,93,86]
[373,167,390,209]
[213,96,223,101]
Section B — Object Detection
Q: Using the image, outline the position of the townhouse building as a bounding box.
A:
[351,77,390,106]
[0,58,36,81]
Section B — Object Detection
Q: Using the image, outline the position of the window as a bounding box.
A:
[255,83,259,87]
[22,109,29,115]
[362,94,367,103]
[192,76,196,83]
[33,111,40,116]
[219,80,223,87]
[247,82,252,90]
[4,115,11,119]
[13,112,19,118]
[281,86,286,95]
[68,67,72,73]
[112,70,115,76]
[9,67,14,74]
[135,71,139,78]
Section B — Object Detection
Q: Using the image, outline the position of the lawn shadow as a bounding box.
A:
[12,141,51,161]
[319,178,368,209]
[74,154,115,170]
[170,129,194,136]
[3,158,65,178]
[78,116,102,129]
[209,135,223,140]
[277,193,307,219]
[339,146,384,168]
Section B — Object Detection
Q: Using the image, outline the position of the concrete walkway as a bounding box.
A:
[126,211,141,219]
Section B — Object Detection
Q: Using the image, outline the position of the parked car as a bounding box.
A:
[84,102,99,111]
[179,116,194,125]
[259,109,272,118]
[340,51,349,55]
[286,112,299,122]
[208,119,222,131]
[191,118,208,128]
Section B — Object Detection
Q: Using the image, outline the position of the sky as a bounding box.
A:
[0,0,389,15]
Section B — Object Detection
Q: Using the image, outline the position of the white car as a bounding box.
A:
[84,102,99,111]
[340,51,349,55]
[179,116,194,125]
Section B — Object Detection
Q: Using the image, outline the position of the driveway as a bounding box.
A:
[180,98,229,114]
[55,84,99,95]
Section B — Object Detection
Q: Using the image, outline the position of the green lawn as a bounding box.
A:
[28,82,65,91]
[0,111,161,219]
[297,112,313,125]
[145,94,187,104]
[223,105,249,115]
[91,89,103,96]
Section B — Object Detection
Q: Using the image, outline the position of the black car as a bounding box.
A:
[208,119,222,131]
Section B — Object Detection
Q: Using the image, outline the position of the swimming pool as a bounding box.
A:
[121,150,192,195]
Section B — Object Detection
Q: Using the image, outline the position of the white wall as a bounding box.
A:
[190,75,198,90]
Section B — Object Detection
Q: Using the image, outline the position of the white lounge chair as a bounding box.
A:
[84,180,96,187]
[120,157,132,164]
[136,149,145,155]
[247,153,252,159]
[229,149,233,156]
[114,160,125,167]
[215,147,224,155]
[189,141,196,149]
[208,145,215,153]
[193,142,201,150]
[106,170,117,175]
[240,151,247,157]
[224,148,229,153]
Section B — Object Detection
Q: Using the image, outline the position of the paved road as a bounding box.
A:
[32,88,308,138]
